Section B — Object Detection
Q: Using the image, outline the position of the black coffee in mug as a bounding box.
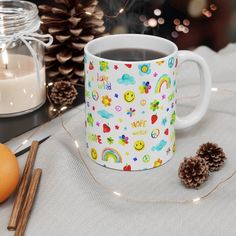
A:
[95,48,166,61]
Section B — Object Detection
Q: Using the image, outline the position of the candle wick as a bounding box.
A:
[5,64,8,70]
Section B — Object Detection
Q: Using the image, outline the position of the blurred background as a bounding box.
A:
[32,0,236,51]
[99,0,235,51]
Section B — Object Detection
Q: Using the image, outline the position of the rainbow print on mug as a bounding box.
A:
[84,34,211,171]
[155,74,171,93]
[101,148,123,163]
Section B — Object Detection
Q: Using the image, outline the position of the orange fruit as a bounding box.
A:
[0,143,20,203]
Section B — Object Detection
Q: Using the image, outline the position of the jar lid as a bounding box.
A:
[0,0,40,37]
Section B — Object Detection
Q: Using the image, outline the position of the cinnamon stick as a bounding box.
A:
[15,169,42,236]
[8,141,39,231]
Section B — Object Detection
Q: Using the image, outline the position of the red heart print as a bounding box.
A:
[114,65,118,70]
[115,125,119,130]
[164,129,169,135]
[103,124,111,133]
[151,114,158,124]
[125,64,132,68]
[123,164,131,171]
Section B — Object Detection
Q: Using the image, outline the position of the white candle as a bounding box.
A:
[0,54,46,116]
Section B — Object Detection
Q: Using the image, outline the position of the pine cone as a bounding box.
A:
[197,142,226,172]
[178,156,209,188]
[50,81,78,106]
[39,0,106,84]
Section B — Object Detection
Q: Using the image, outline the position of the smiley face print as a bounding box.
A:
[124,90,135,103]
[91,148,98,160]
[134,140,145,151]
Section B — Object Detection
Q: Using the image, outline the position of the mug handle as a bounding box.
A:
[175,50,212,129]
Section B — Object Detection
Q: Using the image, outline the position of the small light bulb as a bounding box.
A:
[119,8,124,14]
[139,15,146,22]
[47,82,53,87]
[211,87,218,92]
[148,18,158,27]
[85,11,92,16]
[157,17,165,25]
[154,9,161,16]
[60,106,67,111]
[173,18,180,25]
[113,191,121,197]
[22,139,28,145]
[193,197,200,203]
[74,140,79,149]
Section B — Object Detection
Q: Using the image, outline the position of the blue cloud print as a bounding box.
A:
[117,74,136,85]
[98,110,114,119]
[151,140,167,151]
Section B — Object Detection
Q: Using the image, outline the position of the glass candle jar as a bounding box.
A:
[0,0,52,117]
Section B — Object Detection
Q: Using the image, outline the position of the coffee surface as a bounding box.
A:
[95,48,166,61]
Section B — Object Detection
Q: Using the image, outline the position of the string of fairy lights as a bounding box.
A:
[13,87,236,204]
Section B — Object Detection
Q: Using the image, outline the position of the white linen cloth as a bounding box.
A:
[1,44,236,236]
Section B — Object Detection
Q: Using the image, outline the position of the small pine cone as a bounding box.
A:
[178,156,209,188]
[39,0,106,84]
[50,81,78,106]
[197,142,226,172]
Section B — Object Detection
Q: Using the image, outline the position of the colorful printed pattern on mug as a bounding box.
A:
[85,54,177,170]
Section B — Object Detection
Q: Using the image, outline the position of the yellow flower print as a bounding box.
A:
[138,63,151,76]
[99,61,109,72]
[102,95,112,107]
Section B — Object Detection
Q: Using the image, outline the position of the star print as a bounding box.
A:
[124,127,127,130]
[118,118,123,123]
[126,152,130,156]
[141,111,145,114]
[153,72,158,77]
[166,108,170,112]
[133,157,137,161]
[96,122,100,127]
[162,94,166,100]
[160,106,164,110]
[92,106,95,111]
[114,93,119,98]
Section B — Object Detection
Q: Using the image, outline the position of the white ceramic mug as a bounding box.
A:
[84,34,211,171]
